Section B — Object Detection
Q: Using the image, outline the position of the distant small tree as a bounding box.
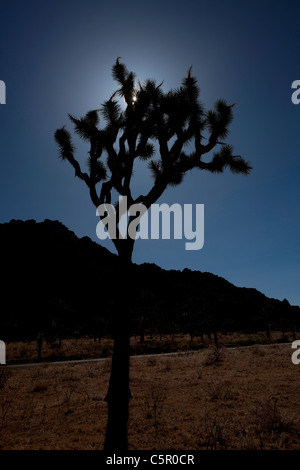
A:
[134,289,156,343]
[54,59,251,450]
[261,300,274,341]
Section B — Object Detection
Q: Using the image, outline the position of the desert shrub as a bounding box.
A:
[203,410,227,450]
[0,368,14,436]
[254,397,294,435]
[146,357,157,367]
[162,359,172,372]
[196,367,202,380]
[0,367,11,390]
[203,346,222,366]
[100,344,112,358]
[235,421,256,450]
[63,384,90,409]
[101,358,112,375]
[233,336,268,347]
[0,395,15,435]
[144,385,166,427]
[251,345,266,357]
[31,381,48,393]
[207,380,236,402]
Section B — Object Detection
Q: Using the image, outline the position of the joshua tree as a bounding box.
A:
[54,58,251,450]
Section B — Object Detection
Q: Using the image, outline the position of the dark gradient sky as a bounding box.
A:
[0,0,299,306]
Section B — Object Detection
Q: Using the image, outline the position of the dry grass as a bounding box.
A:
[5,337,113,364]
[5,330,296,365]
[1,340,300,450]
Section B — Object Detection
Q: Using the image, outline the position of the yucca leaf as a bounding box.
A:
[148,159,161,179]
[228,156,252,175]
[101,99,122,126]
[209,145,251,174]
[54,127,74,161]
[138,143,155,160]
[85,110,100,126]
[87,157,108,182]
[68,113,97,142]
[112,58,128,85]
[167,170,184,186]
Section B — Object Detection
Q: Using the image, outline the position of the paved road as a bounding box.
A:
[6,341,292,369]
[6,350,197,369]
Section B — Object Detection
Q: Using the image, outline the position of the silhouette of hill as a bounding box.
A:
[1,219,299,342]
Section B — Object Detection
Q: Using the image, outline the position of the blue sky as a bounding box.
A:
[0,0,299,306]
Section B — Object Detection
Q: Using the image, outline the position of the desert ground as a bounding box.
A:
[1,334,300,450]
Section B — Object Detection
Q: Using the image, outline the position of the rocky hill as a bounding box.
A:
[0,219,298,342]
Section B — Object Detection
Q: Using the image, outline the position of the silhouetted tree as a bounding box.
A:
[261,300,274,341]
[133,289,156,343]
[36,332,43,362]
[54,59,251,450]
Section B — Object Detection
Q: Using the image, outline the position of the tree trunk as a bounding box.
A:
[140,318,145,343]
[104,314,131,450]
[37,333,43,362]
[104,243,133,451]
[213,331,218,346]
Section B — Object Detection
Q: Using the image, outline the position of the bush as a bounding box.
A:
[0,367,11,390]
[31,381,48,393]
[254,398,294,435]
[144,385,166,427]
[202,410,227,450]
[203,346,222,366]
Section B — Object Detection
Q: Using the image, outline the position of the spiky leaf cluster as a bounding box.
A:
[55,59,251,244]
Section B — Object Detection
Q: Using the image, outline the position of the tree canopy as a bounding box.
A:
[55,59,251,259]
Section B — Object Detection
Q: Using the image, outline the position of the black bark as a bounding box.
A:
[104,243,133,451]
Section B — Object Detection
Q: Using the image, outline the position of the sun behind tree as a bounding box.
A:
[54,58,251,450]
